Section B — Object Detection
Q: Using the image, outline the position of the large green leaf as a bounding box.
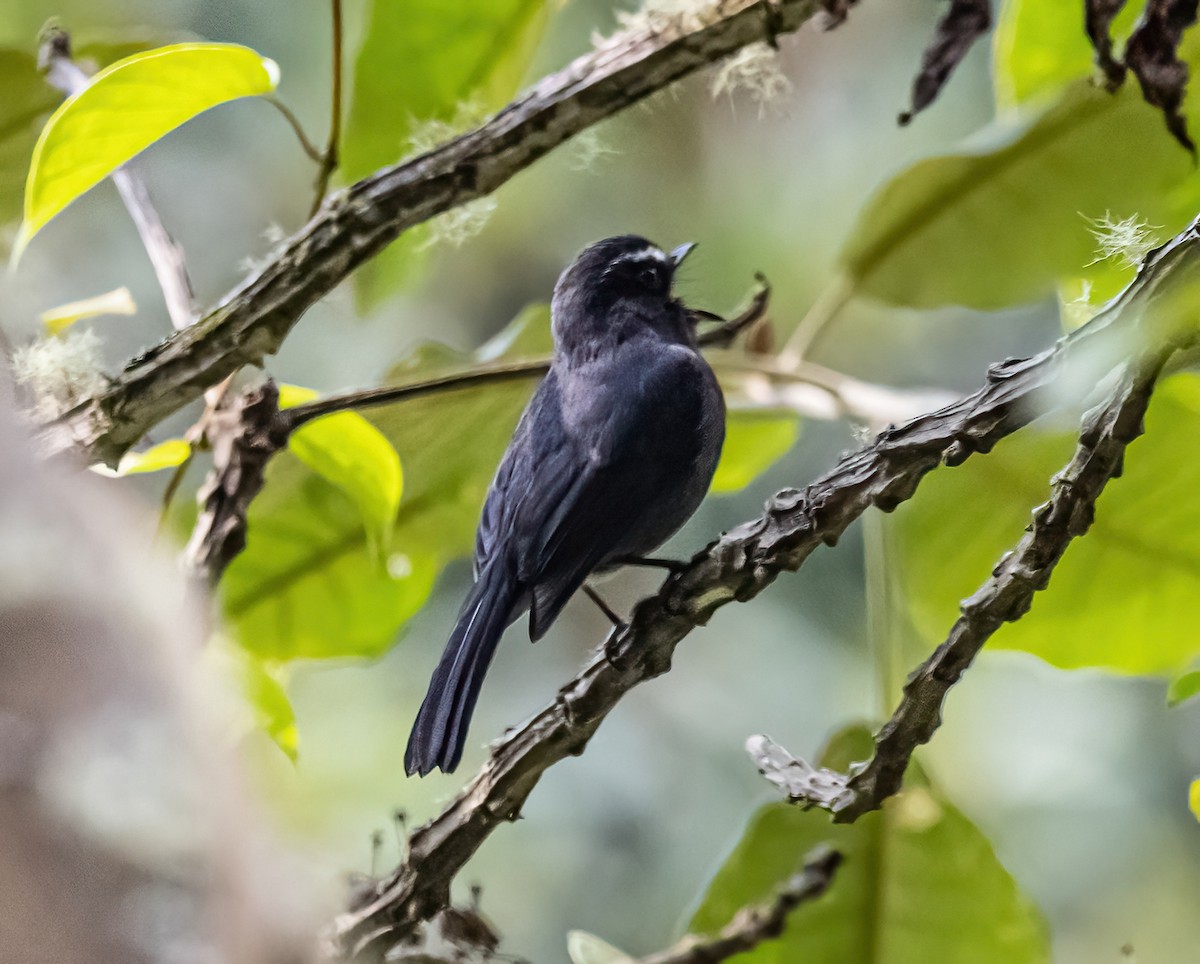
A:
[17,43,278,255]
[341,0,553,312]
[221,328,539,662]
[689,726,1048,964]
[277,384,403,561]
[892,373,1200,675]
[837,82,1193,310]
[993,0,1148,109]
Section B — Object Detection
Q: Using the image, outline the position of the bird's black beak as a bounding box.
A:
[670,242,696,270]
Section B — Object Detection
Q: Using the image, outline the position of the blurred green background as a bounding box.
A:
[3,0,1200,960]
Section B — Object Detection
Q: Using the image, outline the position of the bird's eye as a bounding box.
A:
[638,266,661,290]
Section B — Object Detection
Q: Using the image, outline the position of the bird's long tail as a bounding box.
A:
[405,561,518,776]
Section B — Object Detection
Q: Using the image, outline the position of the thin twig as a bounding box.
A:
[266,96,327,164]
[638,846,842,964]
[776,273,853,368]
[42,0,833,466]
[39,27,197,332]
[310,0,344,218]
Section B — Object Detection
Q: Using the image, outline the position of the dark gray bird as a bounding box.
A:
[405,235,726,776]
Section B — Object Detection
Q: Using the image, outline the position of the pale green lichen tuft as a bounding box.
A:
[1086,212,1161,269]
[711,42,791,113]
[422,196,499,250]
[11,328,109,420]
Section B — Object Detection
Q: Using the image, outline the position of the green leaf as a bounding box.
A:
[689,725,1049,964]
[1168,670,1200,707]
[17,43,278,255]
[277,384,403,561]
[837,82,1194,310]
[993,0,1148,109]
[342,0,553,312]
[41,285,136,335]
[566,931,636,964]
[711,411,800,494]
[1190,779,1200,822]
[90,437,192,477]
[221,317,541,662]
[892,373,1200,675]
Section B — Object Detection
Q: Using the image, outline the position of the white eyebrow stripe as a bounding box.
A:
[612,247,669,266]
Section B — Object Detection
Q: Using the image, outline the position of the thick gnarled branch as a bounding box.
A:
[43,0,826,466]
[749,339,1185,821]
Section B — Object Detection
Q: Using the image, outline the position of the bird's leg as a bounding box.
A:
[614,554,687,575]
[583,585,628,630]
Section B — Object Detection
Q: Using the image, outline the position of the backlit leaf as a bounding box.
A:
[221,314,541,661]
[277,384,403,561]
[566,931,636,964]
[18,43,278,254]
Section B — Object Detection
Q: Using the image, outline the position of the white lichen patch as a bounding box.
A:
[422,196,499,251]
[11,328,108,420]
[711,42,791,114]
[1086,212,1161,269]
[406,101,488,159]
[594,0,727,48]
[570,128,620,172]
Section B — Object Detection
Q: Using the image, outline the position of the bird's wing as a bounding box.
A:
[521,355,703,639]
[473,371,577,577]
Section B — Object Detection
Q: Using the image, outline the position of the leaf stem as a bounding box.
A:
[310,0,344,218]
[777,273,854,368]
[266,96,325,164]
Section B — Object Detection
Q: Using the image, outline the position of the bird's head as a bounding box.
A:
[551,235,696,354]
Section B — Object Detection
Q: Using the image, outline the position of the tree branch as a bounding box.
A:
[637,846,842,964]
[329,214,1200,959]
[40,0,829,466]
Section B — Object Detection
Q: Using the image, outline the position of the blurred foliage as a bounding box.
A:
[837,84,1192,310]
[0,49,58,232]
[711,412,801,494]
[992,0,1148,109]
[342,0,554,311]
[1168,669,1200,707]
[689,726,1049,964]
